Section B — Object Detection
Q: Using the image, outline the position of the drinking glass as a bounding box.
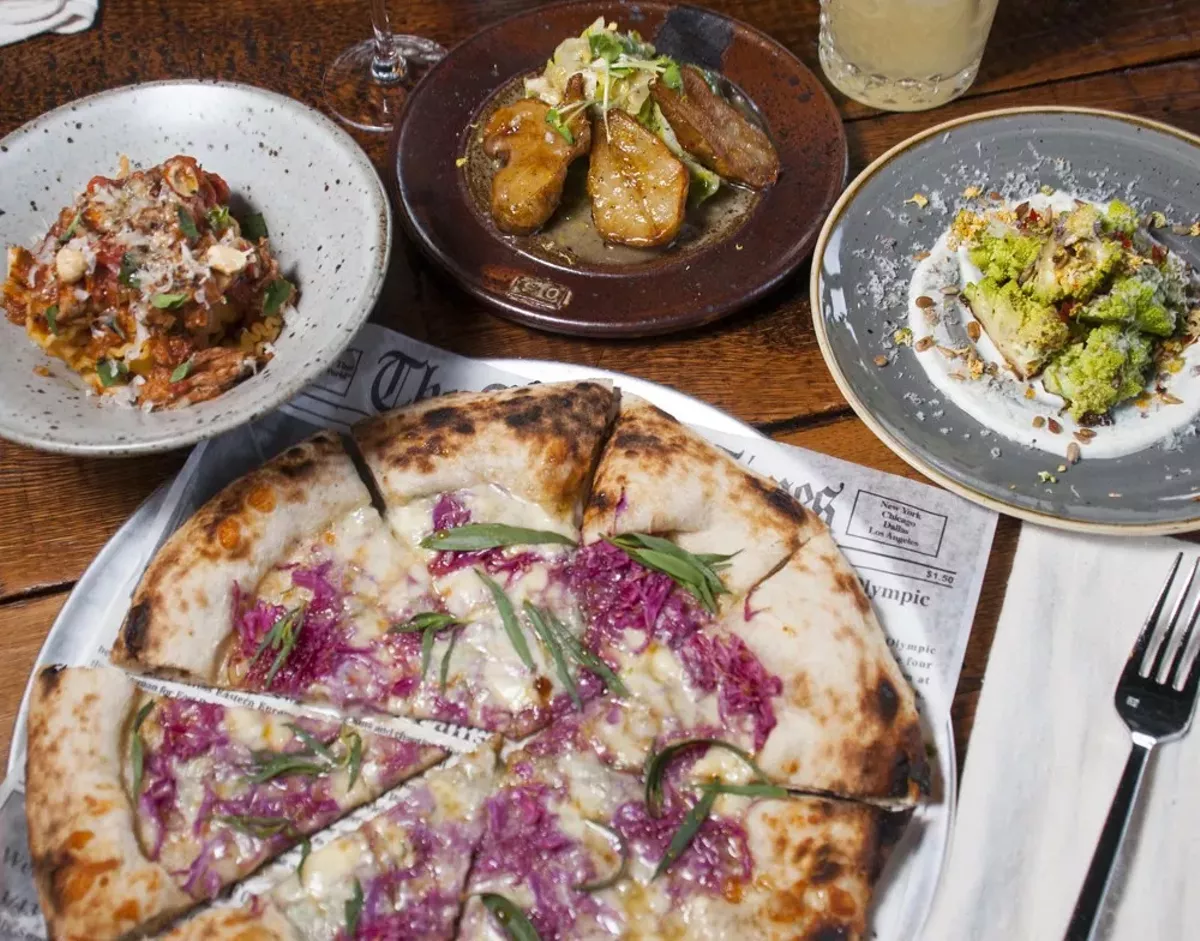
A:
[323,0,446,133]
[819,0,1000,112]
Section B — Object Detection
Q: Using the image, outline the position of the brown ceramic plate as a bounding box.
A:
[391,0,847,336]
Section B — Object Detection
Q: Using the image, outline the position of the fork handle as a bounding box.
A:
[1064,742,1153,941]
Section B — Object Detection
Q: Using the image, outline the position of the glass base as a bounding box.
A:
[819,26,980,112]
[323,36,446,132]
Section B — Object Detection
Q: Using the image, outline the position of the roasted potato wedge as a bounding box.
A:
[587,110,689,248]
[483,75,591,235]
[650,65,779,189]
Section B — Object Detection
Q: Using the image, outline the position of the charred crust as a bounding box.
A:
[119,603,151,659]
[876,677,899,723]
[871,808,915,880]
[809,851,843,884]
[748,476,806,523]
[504,404,545,429]
[275,455,316,479]
[590,490,612,513]
[833,569,872,616]
[38,664,66,692]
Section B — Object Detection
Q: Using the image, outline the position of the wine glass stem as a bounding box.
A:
[369,0,407,84]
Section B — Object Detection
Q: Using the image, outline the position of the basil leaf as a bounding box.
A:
[480,894,542,941]
[573,819,629,892]
[44,305,59,336]
[644,738,767,817]
[213,814,295,839]
[344,879,364,937]
[117,253,139,287]
[660,60,683,91]
[207,205,232,232]
[344,729,363,791]
[439,626,461,692]
[263,278,294,316]
[286,723,337,763]
[421,523,575,552]
[170,359,192,383]
[389,612,462,634]
[547,611,628,698]
[151,292,189,309]
[248,753,329,784]
[525,602,580,709]
[58,213,82,243]
[176,206,200,240]
[478,571,534,671]
[701,782,790,799]
[241,212,269,240]
[653,788,717,880]
[130,701,154,798]
[96,358,127,387]
[297,837,311,878]
[544,108,574,145]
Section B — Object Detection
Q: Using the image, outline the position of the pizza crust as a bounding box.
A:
[25,666,192,941]
[353,380,618,526]
[157,901,299,941]
[111,431,372,681]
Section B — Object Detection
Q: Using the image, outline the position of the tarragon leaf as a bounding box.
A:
[607,534,733,614]
[345,879,364,937]
[286,723,337,763]
[573,819,629,892]
[45,305,59,336]
[644,738,768,817]
[248,753,329,784]
[297,838,312,878]
[480,894,542,941]
[700,782,790,799]
[213,814,295,840]
[248,605,306,686]
[546,610,628,698]
[652,788,717,880]
[439,627,461,693]
[478,570,534,671]
[525,602,580,709]
[263,278,294,316]
[343,729,363,791]
[130,701,154,798]
[421,523,575,552]
[389,612,463,634]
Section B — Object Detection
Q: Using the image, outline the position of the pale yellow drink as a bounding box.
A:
[819,0,1000,111]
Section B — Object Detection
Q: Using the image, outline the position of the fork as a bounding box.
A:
[1065,552,1200,941]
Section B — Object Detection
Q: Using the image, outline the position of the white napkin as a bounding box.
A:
[0,0,96,46]
[924,526,1200,940]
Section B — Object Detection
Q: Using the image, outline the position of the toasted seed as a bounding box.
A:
[874,355,889,367]
[915,295,935,309]
[1032,416,1046,429]
[1024,386,1036,400]
[966,322,981,341]
[1047,418,1062,434]
[913,251,931,261]
[915,336,935,352]
[941,285,960,296]
[1067,442,1081,464]
[988,191,1003,201]
[1074,428,1097,442]
[1160,392,1183,405]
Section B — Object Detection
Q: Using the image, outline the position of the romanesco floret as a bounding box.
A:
[1079,270,1177,337]
[1103,199,1139,236]
[967,230,1044,283]
[1042,325,1153,419]
[962,277,1069,378]
[1028,236,1122,304]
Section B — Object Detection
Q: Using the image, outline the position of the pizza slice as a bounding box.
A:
[458,720,908,940]
[571,395,930,803]
[350,380,620,736]
[160,743,500,941]
[25,666,444,941]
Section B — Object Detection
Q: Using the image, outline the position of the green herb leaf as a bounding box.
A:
[389,612,463,634]
[170,359,193,383]
[480,894,542,941]
[420,624,437,680]
[345,879,364,937]
[525,602,580,709]
[546,610,628,698]
[118,253,139,287]
[248,605,306,687]
[96,358,127,387]
[438,626,461,692]
[574,819,629,892]
[58,212,82,243]
[297,838,311,878]
[176,206,200,240]
[700,782,790,800]
[241,212,269,240]
[107,316,127,341]
[286,723,337,763]
[660,60,683,91]
[263,278,294,317]
[248,753,329,784]
[207,205,233,232]
[653,788,717,880]
[588,30,624,64]
[421,523,576,552]
[151,292,189,309]
[478,570,535,671]
[544,108,575,145]
[130,701,154,798]
[644,738,768,817]
[44,305,59,336]
[213,814,295,840]
[343,729,363,791]
[607,534,733,614]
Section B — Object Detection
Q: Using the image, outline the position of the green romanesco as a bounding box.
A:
[1078,270,1177,337]
[1028,233,1122,304]
[1042,325,1153,419]
[962,277,1069,378]
[967,229,1045,283]
[1102,199,1139,236]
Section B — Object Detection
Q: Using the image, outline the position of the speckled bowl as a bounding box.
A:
[811,107,1200,535]
[0,80,390,456]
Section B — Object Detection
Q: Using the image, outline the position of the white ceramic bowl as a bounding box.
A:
[0,80,390,455]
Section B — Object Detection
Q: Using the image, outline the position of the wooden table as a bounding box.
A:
[1,0,1197,770]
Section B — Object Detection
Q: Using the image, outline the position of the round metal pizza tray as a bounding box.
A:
[7,359,954,940]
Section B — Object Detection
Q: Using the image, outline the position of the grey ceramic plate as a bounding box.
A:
[812,107,1200,535]
[0,80,390,456]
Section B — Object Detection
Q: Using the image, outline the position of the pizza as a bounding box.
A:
[25,666,443,940]
[27,379,932,940]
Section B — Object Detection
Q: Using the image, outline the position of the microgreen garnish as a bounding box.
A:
[170,359,192,383]
[391,612,464,682]
[420,523,575,552]
[652,788,716,880]
[58,213,81,243]
[241,212,269,240]
[525,602,580,709]
[545,608,628,698]
[480,894,542,941]
[342,728,363,791]
[129,700,154,798]
[117,253,139,287]
[96,358,128,387]
[44,305,59,336]
[588,30,625,64]
[573,819,629,892]
[151,292,189,309]
[345,879,364,937]
[297,837,311,878]
[545,108,575,145]
[286,723,337,763]
[478,570,534,670]
[606,533,734,614]
[644,738,768,817]
[439,627,461,693]
[176,206,200,240]
[206,205,232,231]
[248,604,306,686]
[263,278,294,316]
[659,60,683,91]
[213,814,295,840]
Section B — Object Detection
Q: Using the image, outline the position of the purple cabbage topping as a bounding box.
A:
[571,542,781,750]
[432,492,471,531]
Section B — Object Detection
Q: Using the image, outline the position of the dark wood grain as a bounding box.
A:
[0,0,1194,782]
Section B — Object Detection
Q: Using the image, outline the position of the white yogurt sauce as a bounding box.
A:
[907,192,1200,460]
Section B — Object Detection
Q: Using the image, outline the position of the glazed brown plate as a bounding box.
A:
[391,0,847,337]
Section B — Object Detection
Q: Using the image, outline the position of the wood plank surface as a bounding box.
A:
[0,593,65,766]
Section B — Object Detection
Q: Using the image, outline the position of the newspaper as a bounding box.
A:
[0,325,997,939]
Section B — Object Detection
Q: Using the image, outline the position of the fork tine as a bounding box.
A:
[1169,567,1200,688]
[1123,552,1183,682]
[1150,556,1200,681]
